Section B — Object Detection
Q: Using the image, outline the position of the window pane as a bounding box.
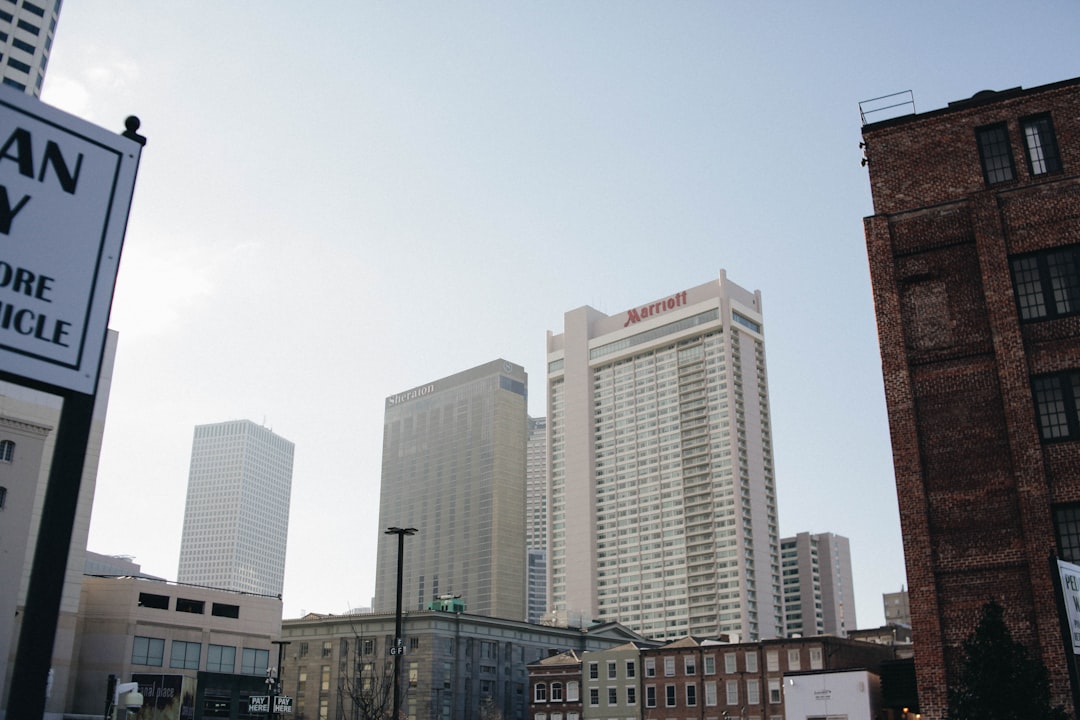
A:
[1023,116,1062,175]
[1033,375,1070,440]
[977,124,1015,184]
[1047,251,1080,316]
[1011,255,1048,320]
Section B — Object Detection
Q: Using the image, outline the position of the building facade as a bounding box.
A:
[527,416,548,625]
[580,642,645,719]
[546,272,782,640]
[373,359,528,620]
[781,531,856,637]
[0,331,116,718]
[70,575,283,717]
[882,588,910,628]
[0,0,60,97]
[862,76,1080,716]
[177,420,295,597]
[281,610,647,720]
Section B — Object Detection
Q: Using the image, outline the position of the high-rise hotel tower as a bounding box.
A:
[374,359,528,620]
[177,420,295,597]
[0,0,61,97]
[547,271,782,640]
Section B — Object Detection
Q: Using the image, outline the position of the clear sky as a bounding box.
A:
[42,3,1079,627]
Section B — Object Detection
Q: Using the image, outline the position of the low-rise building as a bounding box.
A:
[581,642,647,719]
[70,575,283,716]
[529,650,582,720]
[282,610,648,720]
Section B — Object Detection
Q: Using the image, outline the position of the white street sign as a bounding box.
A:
[249,695,270,713]
[0,86,141,394]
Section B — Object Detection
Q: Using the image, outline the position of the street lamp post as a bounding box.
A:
[385,526,417,720]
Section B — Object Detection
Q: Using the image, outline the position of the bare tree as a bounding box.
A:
[336,629,396,720]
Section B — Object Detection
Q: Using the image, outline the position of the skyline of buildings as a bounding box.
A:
[863,75,1080,716]
[546,272,782,641]
[177,419,295,597]
[0,0,60,97]
[372,359,529,620]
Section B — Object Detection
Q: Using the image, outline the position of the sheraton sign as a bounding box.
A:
[624,290,688,327]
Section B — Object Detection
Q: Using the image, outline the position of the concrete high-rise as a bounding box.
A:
[177,420,295,597]
[862,76,1080,715]
[0,0,61,97]
[547,272,782,640]
[373,359,528,620]
[526,416,548,624]
[780,532,855,638]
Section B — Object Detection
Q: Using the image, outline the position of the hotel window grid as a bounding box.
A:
[131,636,164,666]
[170,640,201,670]
[1010,245,1080,322]
[1031,371,1080,441]
[1022,114,1062,175]
[976,122,1015,185]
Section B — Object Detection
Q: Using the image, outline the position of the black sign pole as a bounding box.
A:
[7,389,96,719]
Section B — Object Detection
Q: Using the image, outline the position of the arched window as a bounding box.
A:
[534,682,547,702]
[0,440,13,463]
[551,682,563,701]
[566,681,579,702]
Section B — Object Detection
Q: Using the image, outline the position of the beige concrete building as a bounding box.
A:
[547,272,781,640]
[0,331,116,718]
[373,359,528,620]
[70,575,283,715]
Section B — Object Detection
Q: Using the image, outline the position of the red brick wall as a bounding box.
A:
[863,77,1080,718]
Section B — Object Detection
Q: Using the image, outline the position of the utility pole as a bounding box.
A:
[385,526,416,720]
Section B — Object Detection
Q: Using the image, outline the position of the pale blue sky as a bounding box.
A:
[46,3,1080,626]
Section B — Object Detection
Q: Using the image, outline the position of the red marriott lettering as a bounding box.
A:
[624,291,688,327]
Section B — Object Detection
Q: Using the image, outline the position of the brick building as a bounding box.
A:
[862,76,1080,716]
[528,650,583,720]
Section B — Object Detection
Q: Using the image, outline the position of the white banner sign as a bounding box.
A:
[0,86,141,394]
[1058,558,1080,654]
[249,695,270,713]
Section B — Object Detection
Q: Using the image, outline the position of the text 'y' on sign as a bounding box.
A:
[0,86,141,394]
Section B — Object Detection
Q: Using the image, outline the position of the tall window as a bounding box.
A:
[589,688,599,707]
[551,682,563,701]
[1022,114,1062,175]
[1010,246,1080,321]
[1056,505,1080,563]
[566,681,579,702]
[132,636,164,666]
[977,123,1015,184]
[1032,371,1080,441]
[170,640,201,670]
[686,684,697,706]
[242,647,270,675]
[0,439,14,462]
[207,644,235,673]
[534,683,547,702]
[645,686,656,708]
[665,684,676,707]
[588,662,598,680]
[747,679,760,705]
[663,656,675,676]
[726,680,739,705]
